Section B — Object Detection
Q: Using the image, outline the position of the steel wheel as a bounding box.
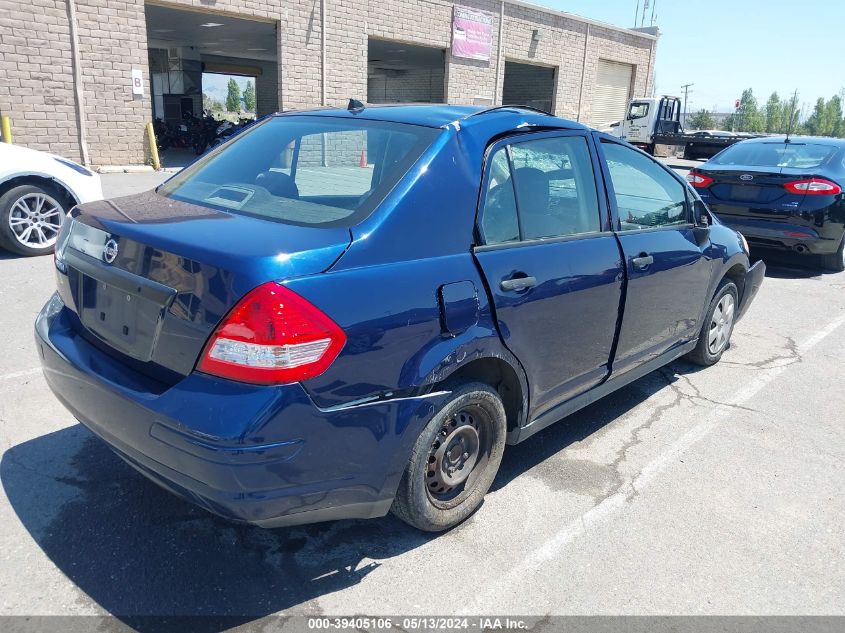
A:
[707,293,735,355]
[425,405,493,507]
[8,192,64,249]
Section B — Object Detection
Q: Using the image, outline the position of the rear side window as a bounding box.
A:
[480,135,601,244]
[710,142,838,169]
[481,148,520,244]
[158,117,439,227]
[601,141,688,230]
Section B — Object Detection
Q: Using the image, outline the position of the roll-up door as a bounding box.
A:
[591,60,633,126]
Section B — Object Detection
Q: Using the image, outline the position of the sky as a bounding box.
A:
[201,73,254,106]
[536,0,843,114]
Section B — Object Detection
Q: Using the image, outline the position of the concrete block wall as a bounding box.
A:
[0,0,84,162]
[75,0,151,166]
[578,24,655,124]
[499,2,588,119]
[0,0,656,167]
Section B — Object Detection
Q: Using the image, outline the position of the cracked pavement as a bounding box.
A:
[0,172,843,622]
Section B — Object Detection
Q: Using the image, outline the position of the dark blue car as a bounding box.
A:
[35,105,764,531]
[688,136,845,271]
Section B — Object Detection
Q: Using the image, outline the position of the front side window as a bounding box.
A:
[628,102,650,120]
[601,142,689,230]
[158,116,439,227]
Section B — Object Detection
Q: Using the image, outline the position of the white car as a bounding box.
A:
[0,143,102,256]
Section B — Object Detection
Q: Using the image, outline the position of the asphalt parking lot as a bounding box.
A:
[1,168,843,624]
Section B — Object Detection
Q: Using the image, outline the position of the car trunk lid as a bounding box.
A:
[699,164,807,221]
[55,190,350,383]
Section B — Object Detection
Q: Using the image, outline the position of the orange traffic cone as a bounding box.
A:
[359,149,367,168]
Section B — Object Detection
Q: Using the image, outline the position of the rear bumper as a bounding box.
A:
[35,295,443,527]
[737,260,765,321]
[717,215,844,255]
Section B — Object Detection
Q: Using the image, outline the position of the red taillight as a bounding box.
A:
[686,171,713,188]
[197,282,346,385]
[784,177,842,195]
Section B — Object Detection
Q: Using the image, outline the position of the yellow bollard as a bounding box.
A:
[145,121,161,170]
[1,116,11,144]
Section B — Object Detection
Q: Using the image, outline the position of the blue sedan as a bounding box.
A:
[35,104,764,531]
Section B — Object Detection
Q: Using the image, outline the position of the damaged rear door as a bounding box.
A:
[472,131,625,419]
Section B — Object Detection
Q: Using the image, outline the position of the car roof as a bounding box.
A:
[276,103,588,133]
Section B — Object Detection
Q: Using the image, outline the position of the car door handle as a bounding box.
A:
[631,253,654,270]
[500,276,537,291]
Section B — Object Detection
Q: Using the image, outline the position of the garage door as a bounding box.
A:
[591,60,633,127]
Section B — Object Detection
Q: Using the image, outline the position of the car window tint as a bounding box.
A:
[508,136,600,240]
[601,142,688,230]
[481,147,519,245]
[709,141,837,169]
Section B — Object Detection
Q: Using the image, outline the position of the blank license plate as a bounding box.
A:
[79,275,163,361]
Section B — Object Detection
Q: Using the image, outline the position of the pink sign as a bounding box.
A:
[451,6,495,62]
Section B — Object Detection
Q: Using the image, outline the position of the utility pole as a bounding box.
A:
[681,82,693,128]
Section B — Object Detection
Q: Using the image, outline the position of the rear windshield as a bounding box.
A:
[710,141,838,169]
[158,116,439,227]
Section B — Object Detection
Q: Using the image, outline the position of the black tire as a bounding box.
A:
[685,280,739,367]
[820,234,845,273]
[0,183,69,257]
[390,382,507,532]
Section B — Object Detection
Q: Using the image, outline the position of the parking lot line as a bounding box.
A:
[463,312,845,613]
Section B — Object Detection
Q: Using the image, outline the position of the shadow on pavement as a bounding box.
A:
[491,360,699,492]
[1,359,701,629]
[753,250,828,280]
[1,425,433,630]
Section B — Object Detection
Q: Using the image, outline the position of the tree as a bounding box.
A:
[803,98,838,136]
[225,78,241,113]
[202,92,224,113]
[824,95,843,137]
[687,109,715,130]
[736,88,764,133]
[782,92,801,135]
[243,80,256,113]
[764,92,784,134]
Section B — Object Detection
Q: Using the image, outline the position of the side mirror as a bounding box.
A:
[693,200,711,228]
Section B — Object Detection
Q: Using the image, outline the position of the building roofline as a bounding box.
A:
[505,0,659,41]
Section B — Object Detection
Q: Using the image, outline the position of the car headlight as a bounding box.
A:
[737,231,749,254]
